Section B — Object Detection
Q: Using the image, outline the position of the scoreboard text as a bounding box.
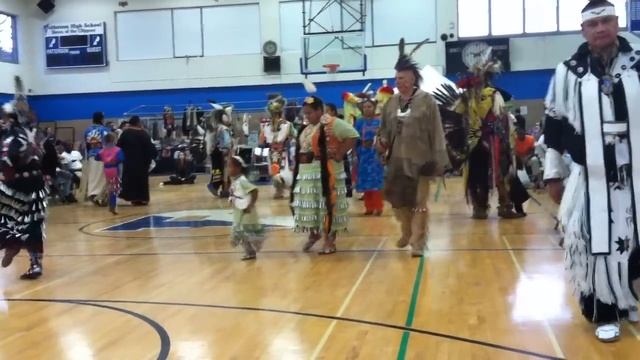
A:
[45,22,107,69]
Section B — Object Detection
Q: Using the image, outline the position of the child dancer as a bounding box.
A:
[354,99,385,215]
[228,156,264,260]
[96,133,124,214]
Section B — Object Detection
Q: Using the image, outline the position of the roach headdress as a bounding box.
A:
[394,38,430,86]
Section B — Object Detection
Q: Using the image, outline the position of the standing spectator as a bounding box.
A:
[117,116,157,205]
[115,121,129,139]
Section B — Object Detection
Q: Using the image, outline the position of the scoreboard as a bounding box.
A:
[45,22,107,69]
[631,0,640,33]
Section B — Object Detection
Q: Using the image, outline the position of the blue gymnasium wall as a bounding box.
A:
[26,69,553,122]
[0,93,12,104]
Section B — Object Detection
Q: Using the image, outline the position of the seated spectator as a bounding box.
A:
[162,147,196,186]
[54,143,79,203]
[57,142,83,187]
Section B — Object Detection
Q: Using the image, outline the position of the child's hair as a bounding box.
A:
[360,98,377,114]
[104,132,116,144]
[230,155,248,174]
[362,98,377,107]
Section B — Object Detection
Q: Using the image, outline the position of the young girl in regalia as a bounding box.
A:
[228,156,265,260]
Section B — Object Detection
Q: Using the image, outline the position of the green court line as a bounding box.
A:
[396,252,427,359]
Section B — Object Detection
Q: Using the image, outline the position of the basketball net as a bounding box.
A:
[323,64,340,80]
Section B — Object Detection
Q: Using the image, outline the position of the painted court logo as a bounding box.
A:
[101,210,293,232]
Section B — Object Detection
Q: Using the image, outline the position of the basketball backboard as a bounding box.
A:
[303,0,366,35]
[300,32,367,76]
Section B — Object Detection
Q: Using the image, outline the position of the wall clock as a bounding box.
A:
[445,38,510,75]
[461,41,491,68]
[263,40,278,56]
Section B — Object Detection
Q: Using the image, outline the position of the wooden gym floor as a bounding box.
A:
[0,176,638,359]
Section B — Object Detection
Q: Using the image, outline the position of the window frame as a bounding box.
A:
[115,2,261,62]
[0,11,19,64]
[457,0,629,39]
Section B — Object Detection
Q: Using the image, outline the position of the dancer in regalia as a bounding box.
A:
[0,77,51,279]
[96,133,125,214]
[260,96,296,199]
[354,99,385,216]
[454,51,523,219]
[544,0,640,342]
[291,95,359,255]
[228,156,264,261]
[83,111,110,206]
[207,105,233,198]
[377,39,450,257]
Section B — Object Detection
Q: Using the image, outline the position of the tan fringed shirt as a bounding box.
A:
[378,89,450,208]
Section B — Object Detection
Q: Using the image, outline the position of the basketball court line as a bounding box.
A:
[79,222,290,239]
[12,247,562,259]
[2,297,564,360]
[309,239,385,359]
[396,248,427,359]
[502,235,566,359]
[24,247,563,259]
[10,243,151,299]
[3,299,171,360]
[77,230,556,240]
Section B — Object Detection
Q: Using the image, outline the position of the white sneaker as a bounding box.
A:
[595,323,621,343]
[629,307,639,323]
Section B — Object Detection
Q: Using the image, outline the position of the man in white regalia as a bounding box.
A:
[544,0,640,342]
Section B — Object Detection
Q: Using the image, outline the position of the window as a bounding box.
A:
[525,0,557,33]
[558,0,584,31]
[0,12,18,64]
[202,5,261,56]
[116,4,260,61]
[612,0,628,27]
[117,10,174,61]
[372,0,437,45]
[458,0,489,38]
[491,0,523,35]
[173,8,203,57]
[459,0,629,38]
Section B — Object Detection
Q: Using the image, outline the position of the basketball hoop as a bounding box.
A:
[323,63,341,74]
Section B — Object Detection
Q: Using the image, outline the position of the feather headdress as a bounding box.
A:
[4,76,30,124]
[302,78,317,94]
[267,95,286,115]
